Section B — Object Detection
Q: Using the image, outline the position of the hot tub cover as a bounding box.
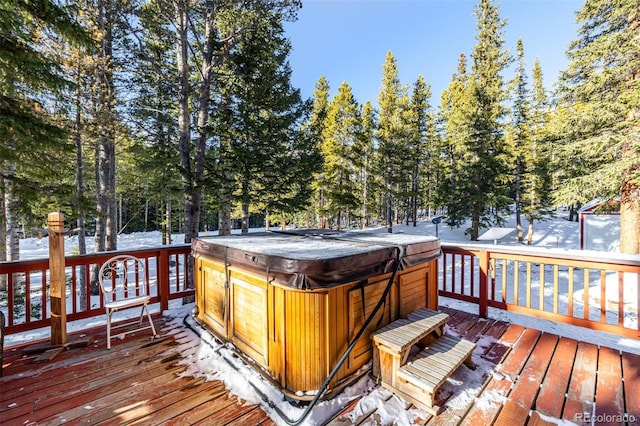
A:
[192,231,440,290]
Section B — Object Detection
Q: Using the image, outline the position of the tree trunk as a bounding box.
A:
[470,199,481,241]
[387,193,393,233]
[175,0,194,246]
[75,77,87,310]
[515,175,523,243]
[4,161,19,261]
[163,195,172,245]
[527,219,534,245]
[241,178,249,234]
[95,0,117,259]
[218,163,233,235]
[92,0,114,291]
[620,181,640,254]
[0,173,6,291]
[362,168,368,228]
[219,199,232,235]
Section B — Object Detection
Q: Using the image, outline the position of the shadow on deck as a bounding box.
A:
[2,307,639,425]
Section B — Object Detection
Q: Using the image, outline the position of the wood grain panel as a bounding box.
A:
[199,259,228,338]
[399,267,428,317]
[348,280,392,370]
[284,290,327,392]
[231,276,268,367]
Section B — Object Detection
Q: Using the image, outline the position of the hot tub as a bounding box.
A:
[192,231,440,399]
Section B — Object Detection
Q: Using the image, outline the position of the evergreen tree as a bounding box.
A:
[445,0,512,240]
[438,54,473,225]
[408,75,432,226]
[377,51,410,233]
[0,0,89,264]
[224,5,316,232]
[522,58,553,244]
[353,100,377,228]
[554,0,640,253]
[127,0,181,239]
[508,39,530,242]
[320,81,361,229]
[306,77,331,228]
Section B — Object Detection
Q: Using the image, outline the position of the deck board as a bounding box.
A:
[536,337,578,418]
[1,315,271,426]
[462,326,536,425]
[562,341,598,422]
[2,308,635,426]
[493,332,558,425]
[594,346,624,425]
[622,351,640,420]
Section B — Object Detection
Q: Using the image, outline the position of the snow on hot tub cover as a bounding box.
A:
[191,231,441,290]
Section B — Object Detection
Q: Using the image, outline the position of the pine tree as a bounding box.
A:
[306,77,331,228]
[408,75,432,226]
[353,101,376,228]
[509,39,530,242]
[445,0,512,240]
[224,5,316,232]
[522,58,553,244]
[377,51,410,233]
[438,54,473,227]
[320,81,361,229]
[0,0,89,264]
[127,0,181,240]
[554,0,640,253]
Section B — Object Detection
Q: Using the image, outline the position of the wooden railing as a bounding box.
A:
[439,243,640,339]
[0,245,193,336]
[2,241,639,342]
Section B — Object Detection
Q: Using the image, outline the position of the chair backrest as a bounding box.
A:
[98,255,149,302]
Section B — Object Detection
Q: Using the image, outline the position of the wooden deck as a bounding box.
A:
[0,315,274,425]
[2,308,639,425]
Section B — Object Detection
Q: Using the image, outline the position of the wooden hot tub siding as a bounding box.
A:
[194,255,438,397]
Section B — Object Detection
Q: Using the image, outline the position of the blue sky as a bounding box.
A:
[284,0,583,107]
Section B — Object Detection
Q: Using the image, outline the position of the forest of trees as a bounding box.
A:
[1,0,639,260]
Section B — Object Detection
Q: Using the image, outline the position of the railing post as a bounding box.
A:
[48,212,67,345]
[478,249,489,318]
[159,250,170,312]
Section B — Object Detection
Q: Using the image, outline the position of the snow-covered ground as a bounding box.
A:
[4,213,640,425]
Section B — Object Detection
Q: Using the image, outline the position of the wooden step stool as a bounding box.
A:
[371,308,476,414]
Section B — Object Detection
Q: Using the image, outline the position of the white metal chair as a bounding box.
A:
[98,255,157,349]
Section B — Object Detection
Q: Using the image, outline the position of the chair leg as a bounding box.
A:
[144,303,157,337]
[106,309,112,350]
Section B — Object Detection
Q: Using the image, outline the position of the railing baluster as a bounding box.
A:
[553,265,559,314]
[451,253,456,295]
[479,250,489,318]
[7,273,14,326]
[600,270,607,323]
[514,260,519,306]
[618,272,624,327]
[568,266,574,317]
[526,262,531,308]
[539,263,545,311]
[460,254,465,296]
[583,268,589,321]
[71,266,77,315]
[501,259,507,303]
[41,269,48,322]
[25,273,31,324]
